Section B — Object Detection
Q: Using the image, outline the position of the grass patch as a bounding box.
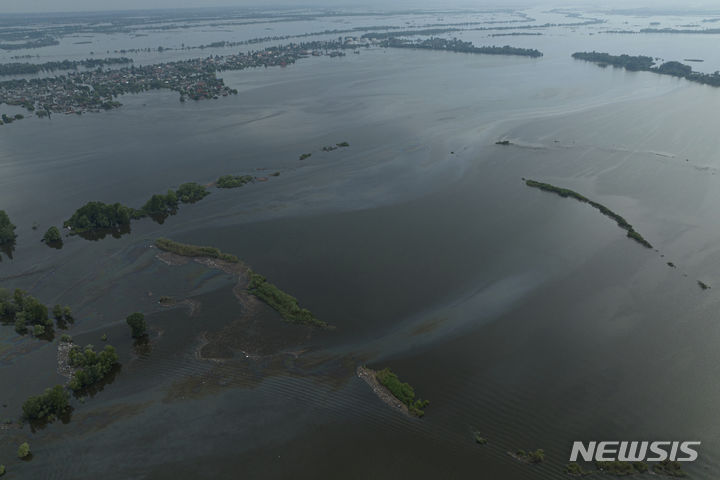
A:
[155,238,239,263]
[247,270,328,328]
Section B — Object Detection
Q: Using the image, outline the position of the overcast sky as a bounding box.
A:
[0,0,717,15]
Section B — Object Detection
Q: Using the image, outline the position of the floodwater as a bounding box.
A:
[2,7,720,479]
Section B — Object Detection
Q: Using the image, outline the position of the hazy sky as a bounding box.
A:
[0,0,716,14]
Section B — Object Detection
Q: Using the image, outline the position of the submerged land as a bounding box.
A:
[154,238,328,329]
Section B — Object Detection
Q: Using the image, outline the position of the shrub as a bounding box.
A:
[43,226,62,244]
[17,442,30,459]
[126,313,147,338]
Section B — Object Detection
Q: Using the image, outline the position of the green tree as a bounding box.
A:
[126,312,147,338]
[43,226,62,244]
[68,344,119,391]
[22,385,69,421]
[176,182,209,203]
[17,442,30,459]
[0,210,16,244]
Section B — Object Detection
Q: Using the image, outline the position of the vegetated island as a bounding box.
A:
[510,448,545,464]
[379,37,543,57]
[216,174,253,189]
[525,179,653,249]
[564,462,592,476]
[356,366,429,417]
[154,238,328,328]
[572,51,720,88]
[63,182,210,238]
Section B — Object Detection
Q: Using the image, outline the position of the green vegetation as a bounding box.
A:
[247,270,328,328]
[474,432,488,445]
[60,333,72,343]
[33,324,45,337]
[0,288,52,337]
[126,313,147,338]
[565,462,591,476]
[337,141,350,147]
[65,182,212,236]
[64,201,133,234]
[52,305,73,324]
[653,460,685,477]
[596,460,648,475]
[101,333,108,342]
[381,37,543,57]
[572,51,654,71]
[217,174,253,189]
[0,464,5,476]
[155,237,240,263]
[299,153,312,160]
[516,449,545,464]
[21,385,70,422]
[68,344,119,391]
[176,182,209,203]
[0,57,133,77]
[42,226,63,245]
[525,179,653,248]
[140,190,178,218]
[0,210,17,244]
[375,367,429,417]
[154,237,325,328]
[573,51,720,88]
[17,443,30,459]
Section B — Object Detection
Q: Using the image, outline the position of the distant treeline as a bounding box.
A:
[0,37,59,50]
[572,51,720,88]
[362,18,604,40]
[0,58,133,76]
[380,37,543,58]
[525,179,653,249]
